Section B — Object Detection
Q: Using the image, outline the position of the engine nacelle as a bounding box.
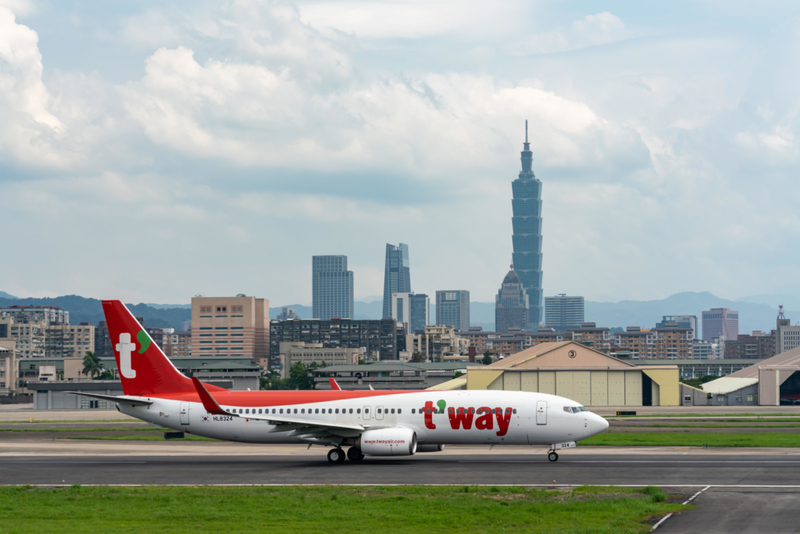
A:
[358,427,417,456]
[416,444,445,453]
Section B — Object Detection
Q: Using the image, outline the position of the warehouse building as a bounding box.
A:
[465,341,680,406]
[702,344,800,405]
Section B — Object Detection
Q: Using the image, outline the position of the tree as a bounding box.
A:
[288,362,315,390]
[82,351,104,378]
[410,352,427,363]
[481,351,494,366]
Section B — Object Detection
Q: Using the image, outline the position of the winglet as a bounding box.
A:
[191,377,232,416]
[329,377,341,391]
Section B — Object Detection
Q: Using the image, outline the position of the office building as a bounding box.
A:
[391,293,429,334]
[0,306,69,325]
[44,323,95,359]
[0,316,45,358]
[544,294,584,332]
[693,339,715,359]
[277,342,363,378]
[277,307,299,321]
[495,267,529,333]
[656,315,698,339]
[725,333,775,359]
[382,243,411,319]
[191,295,270,366]
[650,323,694,359]
[436,290,470,331]
[702,308,738,342]
[775,309,800,355]
[312,255,354,320]
[406,325,469,362]
[270,318,404,363]
[567,322,612,353]
[169,331,192,358]
[511,122,543,329]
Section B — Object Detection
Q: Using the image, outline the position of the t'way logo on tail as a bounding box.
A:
[116,333,137,379]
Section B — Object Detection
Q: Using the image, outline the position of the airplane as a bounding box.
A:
[72,300,609,464]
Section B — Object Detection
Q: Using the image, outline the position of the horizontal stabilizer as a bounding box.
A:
[67,392,153,406]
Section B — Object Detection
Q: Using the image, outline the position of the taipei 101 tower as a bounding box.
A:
[511,121,543,329]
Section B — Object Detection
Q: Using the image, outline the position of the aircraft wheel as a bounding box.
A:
[347,447,364,462]
[548,451,559,462]
[328,448,345,464]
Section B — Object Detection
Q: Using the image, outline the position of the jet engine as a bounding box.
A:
[357,427,417,456]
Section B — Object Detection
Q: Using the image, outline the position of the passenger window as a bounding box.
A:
[301,409,305,414]
[365,408,370,414]
[315,409,319,414]
[391,408,395,414]
[329,409,333,414]
[398,409,402,414]
[245,409,249,414]
[294,409,298,414]
[258,409,262,414]
[412,409,416,414]
[357,409,361,414]
[280,409,283,414]
[335,409,339,414]
[469,408,475,414]
[272,409,276,414]
[377,408,382,414]
[513,409,517,414]
[349,409,353,414]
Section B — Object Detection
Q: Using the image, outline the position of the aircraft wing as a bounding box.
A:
[68,392,153,407]
[190,377,365,435]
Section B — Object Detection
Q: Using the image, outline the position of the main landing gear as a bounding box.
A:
[547,451,559,462]
[347,447,365,462]
[327,448,346,463]
[327,447,364,463]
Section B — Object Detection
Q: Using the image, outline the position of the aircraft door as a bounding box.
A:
[536,401,547,425]
[376,405,385,420]
[180,402,190,425]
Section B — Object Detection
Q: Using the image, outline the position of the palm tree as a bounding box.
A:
[82,351,104,378]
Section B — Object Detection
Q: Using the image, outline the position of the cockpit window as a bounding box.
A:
[572,407,580,413]
[578,407,587,412]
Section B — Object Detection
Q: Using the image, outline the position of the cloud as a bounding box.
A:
[514,12,631,55]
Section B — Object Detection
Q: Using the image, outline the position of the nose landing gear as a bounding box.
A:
[547,451,559,462]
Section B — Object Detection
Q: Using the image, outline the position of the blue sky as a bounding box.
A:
[2,1,799,305]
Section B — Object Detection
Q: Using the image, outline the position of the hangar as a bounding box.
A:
[466,341,680,406]
[703,345,800,405]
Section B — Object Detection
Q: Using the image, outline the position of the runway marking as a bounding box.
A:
[2,483,800,488]
[651,485,710,531]
[458,460,800,464]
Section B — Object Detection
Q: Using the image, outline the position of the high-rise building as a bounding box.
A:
[775,308,800,355]
[191,295,270,366]
[436,290,470,331]
[702,308,738,342]
[511,121,543,329]
[567,322,612,353]
[391,293,429,334]
[495,267,529,333]
[0,316,45,358]
[44,323,95,359]
[0,306,69,325]
[312,255,354,320]
[544,294,584,332]
[657,315,698,339]
[382,243,411,319]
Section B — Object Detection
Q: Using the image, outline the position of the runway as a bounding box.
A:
[2,444,799,533]
[2,445,800,486]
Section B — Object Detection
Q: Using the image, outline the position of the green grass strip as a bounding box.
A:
[65,435,218,441]
[0,485,689,534]
[644,423,800,428]
[583,432,800,447]
[0,427,166,433]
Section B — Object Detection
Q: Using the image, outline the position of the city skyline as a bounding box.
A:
[3,3,800,306]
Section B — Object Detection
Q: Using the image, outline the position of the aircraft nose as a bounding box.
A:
[590,414,609,435]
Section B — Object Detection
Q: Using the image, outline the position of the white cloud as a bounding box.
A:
[514,11,630,55]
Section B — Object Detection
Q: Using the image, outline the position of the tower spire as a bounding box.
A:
[525,119,528,144]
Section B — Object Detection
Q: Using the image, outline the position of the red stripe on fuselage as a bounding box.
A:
[150,389,426,406]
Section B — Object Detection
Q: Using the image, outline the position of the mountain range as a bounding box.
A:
[1,291,797,335]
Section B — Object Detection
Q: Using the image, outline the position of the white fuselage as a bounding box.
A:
[119,390,608,447]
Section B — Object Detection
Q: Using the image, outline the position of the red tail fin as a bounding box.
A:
[102,300,195,396]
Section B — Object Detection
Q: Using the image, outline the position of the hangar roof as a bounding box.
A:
[480,341,636,370]
[702,377,759,394]
[726,345,800,379]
